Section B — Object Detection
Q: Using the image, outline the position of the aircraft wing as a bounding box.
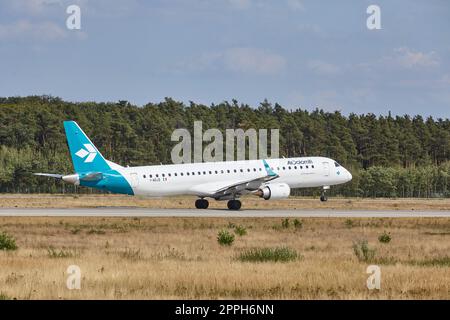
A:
[189,159,279,199]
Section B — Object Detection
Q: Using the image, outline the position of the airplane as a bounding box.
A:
[35,121,352,210]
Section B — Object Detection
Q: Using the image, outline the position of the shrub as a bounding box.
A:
[0,293,11,300]
[153,246,187,261]
[70,227,81,235]
[238,247,298,263]
[281,218,290,229]
[0,232,18,251]
[227,222,236,229]
[234,225,247,236]
[217,230,235,246]
[378,231,391,243]
[120,248,142,260]
[345,219,354,228]
[409,256,450,267]
[87,228,106,235]
[352,240,376,262]
[47,247,75,258]
[293,219,303,229]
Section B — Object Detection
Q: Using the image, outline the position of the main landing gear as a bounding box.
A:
[195,198,209,209]
[227,199,241,210]
[195,198,241,210]
[320,186,330,202]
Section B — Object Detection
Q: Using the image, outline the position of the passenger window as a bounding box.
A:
[143,175,146,178]
[203,171,206,175]
[198,171,201,175]
[247,169,250,172]
[209,171,212,174]
[221,170,224,174]
[253,168,256,172]
[294,166,297,170]
[174,173,177,176]
[168,173,171,177]
[215,170,218,174]
[149,174,152,178]
[312,165,315,168]
[227,170,230,173]
[192,172,195,175]
[186,172,190,176]
[259,168,262,171]
[306,166,309,169]
[300,166,303,169]
[240,169,243,173]
[282,167,285,170]
[234,169,237,173]
[156,174,159,178]
[288,166,291,170]
[181,173,184,176]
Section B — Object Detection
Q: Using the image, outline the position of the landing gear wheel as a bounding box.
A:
[320,186,329,202]
[227,199,241,210]
[195,199,209,209]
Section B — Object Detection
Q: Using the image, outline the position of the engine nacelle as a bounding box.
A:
[257,183,290,200]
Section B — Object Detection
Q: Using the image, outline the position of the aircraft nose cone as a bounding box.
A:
[345,169,352,182]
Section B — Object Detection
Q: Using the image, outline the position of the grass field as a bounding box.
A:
[0,215,449,299]
[1,194,450,210]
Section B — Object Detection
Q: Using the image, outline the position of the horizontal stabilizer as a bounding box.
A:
[33,173,63,179]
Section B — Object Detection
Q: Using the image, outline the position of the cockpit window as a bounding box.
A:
[334,162,341,167]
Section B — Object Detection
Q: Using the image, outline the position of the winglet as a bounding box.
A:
[262,159,277,177]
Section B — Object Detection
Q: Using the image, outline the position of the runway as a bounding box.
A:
[0,208,449,217]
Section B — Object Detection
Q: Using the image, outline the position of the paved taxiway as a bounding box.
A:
[0,208,449,217]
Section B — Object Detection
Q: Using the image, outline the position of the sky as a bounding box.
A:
[0,0,449,118]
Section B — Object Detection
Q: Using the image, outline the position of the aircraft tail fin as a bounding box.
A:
[63,121,111,173]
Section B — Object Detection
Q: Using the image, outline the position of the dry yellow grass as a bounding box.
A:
[1,194,450,210]
[0,216,449,299]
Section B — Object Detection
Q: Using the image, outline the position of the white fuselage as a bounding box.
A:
[115,156,352,197]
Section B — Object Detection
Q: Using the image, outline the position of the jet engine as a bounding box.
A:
[256,183,290,200]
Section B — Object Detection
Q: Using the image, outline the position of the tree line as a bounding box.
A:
[1,95,449,197]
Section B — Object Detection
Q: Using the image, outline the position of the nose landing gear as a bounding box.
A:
[320,186,330,202]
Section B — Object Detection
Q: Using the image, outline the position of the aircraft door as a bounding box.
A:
[322,162,330,176]
[129,172,139,187]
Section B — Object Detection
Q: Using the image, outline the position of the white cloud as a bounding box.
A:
[439,74,450,86]
[171,52,223,73]
[169,47,286,75]
[4,0,64,15]
[307,60,340,75]
[313,90,342,111]
[227,0,305,11]
[389,47,439,69]
[223,47,286,75]
[0,20,67,41]
[227,0,251,10]
[287,0,304,11]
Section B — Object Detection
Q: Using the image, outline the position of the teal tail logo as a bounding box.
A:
[64,121,111,173]
[75,144,97,163]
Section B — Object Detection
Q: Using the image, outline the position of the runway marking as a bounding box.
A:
[0,208,449,217]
